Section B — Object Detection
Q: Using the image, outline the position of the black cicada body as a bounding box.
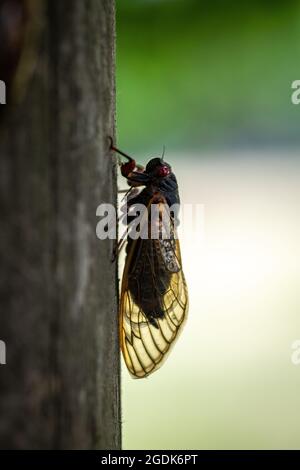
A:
[111,141,188,379]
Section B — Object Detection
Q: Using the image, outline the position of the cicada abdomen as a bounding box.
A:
[111,142,188,378]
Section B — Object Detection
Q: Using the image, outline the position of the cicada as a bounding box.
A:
[111,140,188,379]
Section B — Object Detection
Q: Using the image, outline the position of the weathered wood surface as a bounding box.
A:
[0,0,120,449]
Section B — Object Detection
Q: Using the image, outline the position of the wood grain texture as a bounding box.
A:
[0,0,120,449]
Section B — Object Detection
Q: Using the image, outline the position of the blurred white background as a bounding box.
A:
[122,151,300,449]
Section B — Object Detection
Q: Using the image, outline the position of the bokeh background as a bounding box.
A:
[116,0,300,449]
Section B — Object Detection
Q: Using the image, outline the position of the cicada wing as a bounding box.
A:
[119,199,188,378]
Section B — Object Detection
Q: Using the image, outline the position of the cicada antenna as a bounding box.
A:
[161,145,166,160]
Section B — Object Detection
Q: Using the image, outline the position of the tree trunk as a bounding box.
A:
[0,0,120,449]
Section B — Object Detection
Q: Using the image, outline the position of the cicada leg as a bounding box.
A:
[111,229,129,262]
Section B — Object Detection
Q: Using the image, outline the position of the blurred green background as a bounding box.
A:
[116,0,300,449]
[117,0,300,155]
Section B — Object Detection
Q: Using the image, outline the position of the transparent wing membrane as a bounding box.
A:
[120,199,188,378]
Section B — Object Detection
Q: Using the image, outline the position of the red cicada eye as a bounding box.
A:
[156,165,170,177]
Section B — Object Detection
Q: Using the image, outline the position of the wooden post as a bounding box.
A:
[0,0,120,449]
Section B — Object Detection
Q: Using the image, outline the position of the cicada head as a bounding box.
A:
[145,157,172,179]
[110,140,175,190]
